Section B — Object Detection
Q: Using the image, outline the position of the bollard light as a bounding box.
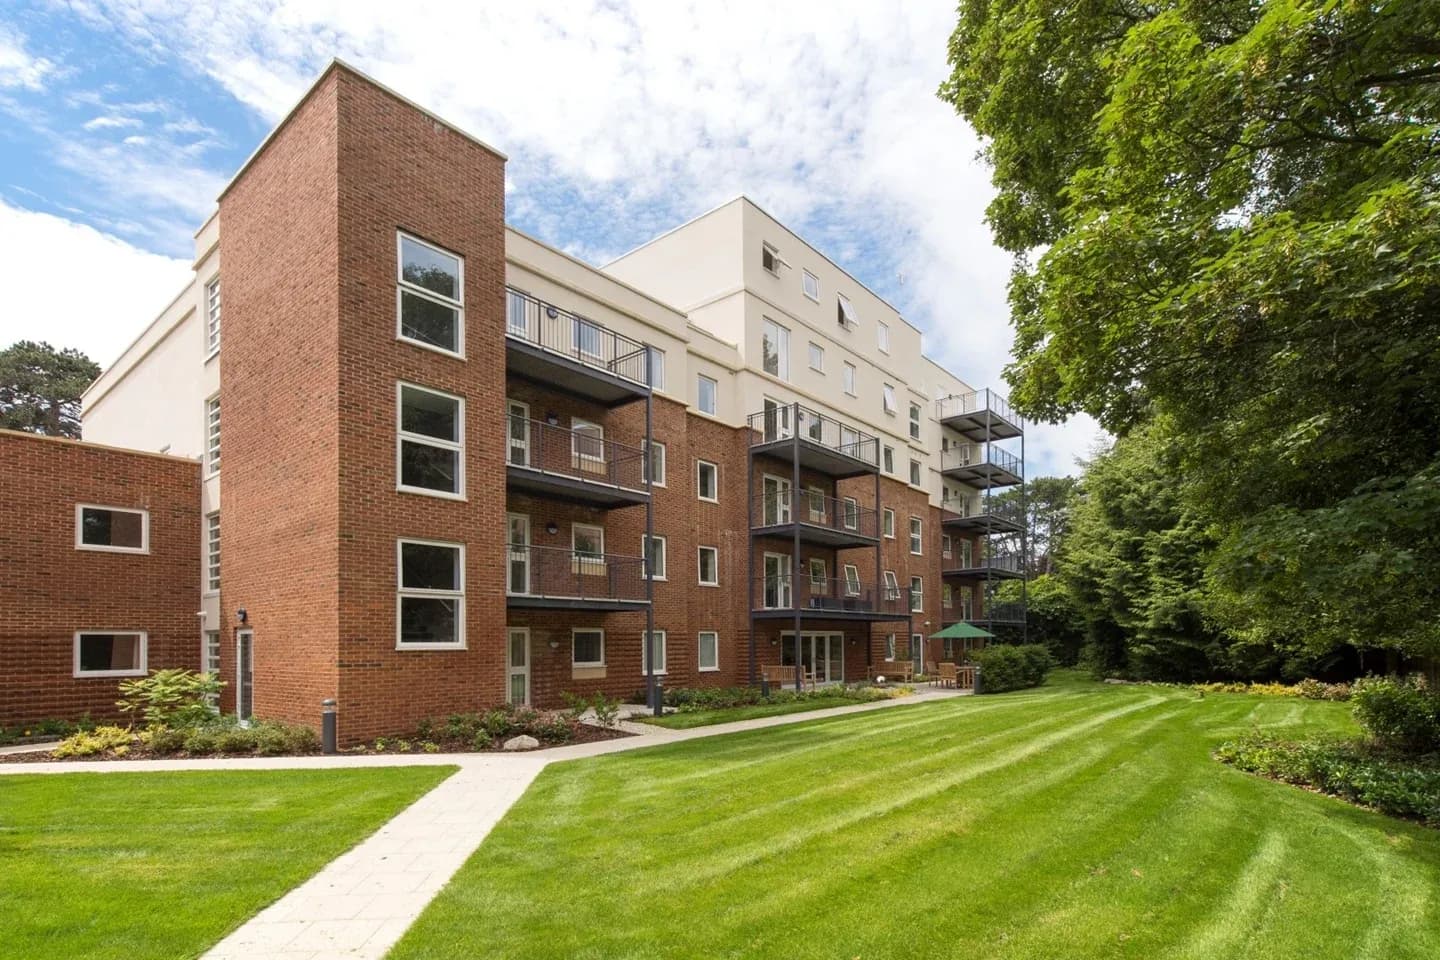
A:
[321,698,338,754]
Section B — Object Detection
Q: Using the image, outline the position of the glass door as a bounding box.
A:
[762,475,791,525]
[507,401,530,466]
[236,629,254,722]
[506,290,530,338]
[507,628,530,706]
[507,514,530,595]
[763,553,791,609]
[824,633,844,683]
[762,397,792,443]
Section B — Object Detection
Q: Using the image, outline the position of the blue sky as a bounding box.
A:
[0,0,1100,475]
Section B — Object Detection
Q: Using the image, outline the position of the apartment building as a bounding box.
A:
[3,61,1024,740]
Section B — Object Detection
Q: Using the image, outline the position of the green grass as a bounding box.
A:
[390,674,1440,960]
[637,694,885,728]
[0,766,455,960]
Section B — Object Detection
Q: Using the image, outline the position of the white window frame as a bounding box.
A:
[571,417,605,467]
[843,563,861,597]
[204,276,221,358]
[943,583,954,609]
[882,383,897,416]
[396,381,466,501]
[696,459,719,503]
[202,629,221,679]
[883,570,900,601]
[647,346,666,392]
[911,577,924,613]
[205,394,221,475]
[842,496,859,530]
[882,508,895,539]
[909,403,922,440]
[842,362,856,396]
[644,440,667,487]
[762,318,790,380]
[697,374,718,416]
[642,534,668,581]
[882,445,895,474]
[697,545,720,586]
[838,293,857,329]
[74,503,150,554]
[910,459,922,487]
[205,512,220,594]
[395,538,466,650]
[809,557,828,590]
[572,627,606,668]
[572,523,606,575]
[641,629,668,676]
[885,633,897,662]
[698,630,720,672]
[942,534,953,560]
[808,341,825,372]
[910,517,924,556]
[878,320,890,353]
[395,230,465,360]
[73,630,147,678]
[802,269,820,302]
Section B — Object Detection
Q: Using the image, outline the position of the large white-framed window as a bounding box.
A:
[910,517,924,555]
[571,418,605,469]
[641,629,668,675]
[882,508,895,539]
[696,459,719,502]
[883,569,900,601]
[397,382,465,499]
[73,631,147,678]
[396,231,464,358]
[205,276,221,357]
[205,395,221,475]
[644,440,667,487]
[647,346,666,392]
[697,374,718,415]
[842,362,856,396]
[642,534,667,581]
[877,321,890,353]
[909,403,922,440]
[882,383,898,416]
[75,504,148,554]
[942,534,953,560]
[910,459,922,487]
[205,512,220,593]
[697,545,719,586]
[573,628,605,667]
[910,576,924,613]
[842,563,861,597]
[762,318,790,380]
[396,538,465,649]
[809,557,828,591]
[698,630,720,672]
[882,445,895,474]
[802,269,820,302]
[203,630,221,678]
[842,497,858,530]
[572,524,606,576]
[808,341,825,372]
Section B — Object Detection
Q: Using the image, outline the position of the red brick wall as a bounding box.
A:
[0,430,200,726]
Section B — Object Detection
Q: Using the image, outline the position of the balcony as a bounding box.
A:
[941,496,1024,534]
[750,490,879,548]
[980,601,1027,625]
[937,388,1023,442]
[504,544,651,611]
[939,443,1023,489]
[747,402,879,478]
[505,288,653,406]
[506,416,649,508]
[943,552,1027,580]
[751,575,912,621]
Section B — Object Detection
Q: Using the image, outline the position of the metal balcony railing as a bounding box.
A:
[983,601,1027,623]
[746,402,879,466]
[941,495,1024,525]
[750,490,878,539]
[753,575,913,616]
[949,552,1026,575]
[505,287,653,387]
[506,416,647,490]
[505,544,649,604]
[935,388,1023,431]
[940,443,1023,478]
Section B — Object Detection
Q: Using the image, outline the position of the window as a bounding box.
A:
[802,269,820,301]
[910,517,923,555]
[73,631,146,677]
[697,545,719,586]
[698,631,720,671]
[885,633,897,661]
[837,293,857,329]
[397,539,464,648]
[205,512,220,593]
[205,276,221,355]
[75,504,148,554]
[909,403,922,440]
[882,383,897,416]
[910,577,924,613]
[397,232,463,356]
[842,362,856,396]
[842,497,858,530]
[203,630,221,678]
[697,374,717,415]
[644,440,667,487]
[942,534,953,560]
[572,524,606,575]
[809,557,827,590]
[696,460,719,502]
[647,346,666,391]
[808,342,825,372]
[762,242,782,275]
[878,321,890,353]
[912,633,925,657]
[642,534,667,580]
[762,319,790,379]
[910,459,922,487]
[572,418,605,466]
[883,570,900,601]
[573,628,605,667]
[882,508,895,539]
[206,395,221,475]
[574,317,603,361]
[397,383,464,498]
[882,445,894,474]
[642,629,667,675]
[843,564,861,596]
[943,584,954,609]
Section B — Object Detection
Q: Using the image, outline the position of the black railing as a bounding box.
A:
[936,388,1023,430]
[506,416,647,490]
[752,575,912,616]
[983,601,1027,623]
[940,443,1023,478]
[505,287,653,387]
[750,490,878,539]
[940,496,1024,525]
[949,552,1026,575]
[506,544,649,603]
[746,402,879,466]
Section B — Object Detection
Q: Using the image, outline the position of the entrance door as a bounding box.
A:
[782,632,845,682]
[507,401,530,466]
[762,397,793,443]
[507,289,531,338]
[236,629,254,722]
[507,628,530,706]
[507,514,530,595]
[824,633,844,683]
[762,475,791,525]
[763,553,791,608]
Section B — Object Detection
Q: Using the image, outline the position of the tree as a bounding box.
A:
[0,341,100,439]
[941,1,1440,660]
[994,573,1084,665]
[993,475,1077,575]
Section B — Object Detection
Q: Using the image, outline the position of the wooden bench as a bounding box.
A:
[761,664,816,690]
[868,661,914,683]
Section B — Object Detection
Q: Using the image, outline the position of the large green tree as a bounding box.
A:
[993,475,1078,575]
[0,341,100,439]
[941,0,1440,659]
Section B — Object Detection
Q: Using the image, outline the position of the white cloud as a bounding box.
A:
[0,197,191,367]
[83,114,143,130]
[0,26,56,91]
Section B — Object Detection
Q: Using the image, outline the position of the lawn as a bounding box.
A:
[0,765,454,960]
[390,675,1440,959]
[637,693,889,729]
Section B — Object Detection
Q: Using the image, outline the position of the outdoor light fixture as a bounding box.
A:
[546,521,559,535]
[548,639,560,650]
[236,608,248,624]
[545,305,559,319]
[545,412,559,425]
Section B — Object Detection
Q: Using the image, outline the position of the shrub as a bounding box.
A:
[1351,675,1440,755]
[52,725,135,758]
[590,692,621,728]
[116,669,223,730]
[974,644,1052,693]
[471,729,493,751]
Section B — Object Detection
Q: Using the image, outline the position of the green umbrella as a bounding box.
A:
[928,622,995,640]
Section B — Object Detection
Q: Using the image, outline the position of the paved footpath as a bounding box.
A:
[3,686,965,960]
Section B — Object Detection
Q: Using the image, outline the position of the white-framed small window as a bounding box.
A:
[647,346,666,392]
[75,504,149,554]
[808,342,825,372]
[838,293,857,329]
[882,445,895,474]
[809,557,827,590]
[942,534,953,560]
[910,517,924,555]
[877,321,890,353]
[697,459,719,502]
[642,629,668,675]
[205,512,220,593]
[573,628,605,667]
[73,631,147,678]
[885,633,897,661]
[802,269,820,302]
[909,403,922,440]
[396,231,464,358]
[572,524,606,575]
[883,569,900,601]
[843,563,861,596]
[698,630,720,671]
[911,576,924,613]
[842,362,856,396]
[644,440,667,487]
[397,382,465,499]
[643,534,667,581]
[397,538,465,649]
[205,276,221,356]
[910,459,922,487]
[762,318,790,380]
[697,545,720,586]
[883,383,897,416]
[762,242,783,275]
[203,629,221,678]
[842,497,858,530]
[697,374,718,416]
[572,418,605,467]
[943,583,954,609]
[882,508,895,539]
[205,395,221,475]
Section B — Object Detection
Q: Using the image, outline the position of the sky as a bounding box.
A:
[0,0,1101,476]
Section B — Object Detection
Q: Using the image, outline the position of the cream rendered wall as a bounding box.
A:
[602,199,746,314]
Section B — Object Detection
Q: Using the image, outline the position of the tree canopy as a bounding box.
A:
[0,340,100,439]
